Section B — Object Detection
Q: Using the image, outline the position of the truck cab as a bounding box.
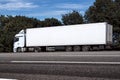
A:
[13,30,25,52]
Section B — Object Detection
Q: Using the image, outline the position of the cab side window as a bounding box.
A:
[14,38,19,42]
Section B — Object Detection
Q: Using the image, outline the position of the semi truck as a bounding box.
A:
[13,22,113,52]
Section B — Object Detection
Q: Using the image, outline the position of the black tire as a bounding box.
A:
[105,45,111,50]
[73,46,81,51]
[65,46,72,52]
[34,47,41,52]
[99,45,104,50]
[17,47,21,52]
[92,46,99,51]
[34,48,38,53]
[82,46,89,51]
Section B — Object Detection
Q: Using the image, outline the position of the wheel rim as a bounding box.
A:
[82,46,89,51]
[17,48,21,52]
[66,46,72,51]
[73,46,80,51]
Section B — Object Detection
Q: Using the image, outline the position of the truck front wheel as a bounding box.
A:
[17,47,21,52]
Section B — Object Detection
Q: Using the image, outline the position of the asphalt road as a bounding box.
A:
[0,51,120,80]
[0,51,120,62]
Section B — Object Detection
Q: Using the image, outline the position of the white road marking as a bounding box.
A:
[0,78,17,80]
[14,54,120,57]
[11,61,120,65]
[42,55,120,57]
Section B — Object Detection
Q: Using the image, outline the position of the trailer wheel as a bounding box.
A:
[34,47,41,52]
[105,45,111,50]
[73,46,81,51]
[65,46,72,52]
[92,46,99,51]
[34,48,38,53]
[99,45,104,50]
[82,46,90,51]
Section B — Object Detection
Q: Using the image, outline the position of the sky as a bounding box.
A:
[0,0,95,20]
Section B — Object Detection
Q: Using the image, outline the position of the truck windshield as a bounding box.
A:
[14,37,19,42]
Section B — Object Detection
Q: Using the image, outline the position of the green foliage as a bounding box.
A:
[0,30,4,52]
[85,0,113,23]
[3,16,40,33]
[62,11,84,25]
[41,18,62,27]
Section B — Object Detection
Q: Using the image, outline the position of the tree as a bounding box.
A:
[62,11,84,25]
[0,30,4,52]
[84,0,120,47]
[84,0,114,23]
[114,0,120,31]
[42,18,62,27]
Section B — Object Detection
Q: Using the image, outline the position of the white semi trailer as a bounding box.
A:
[13,22,113,52]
